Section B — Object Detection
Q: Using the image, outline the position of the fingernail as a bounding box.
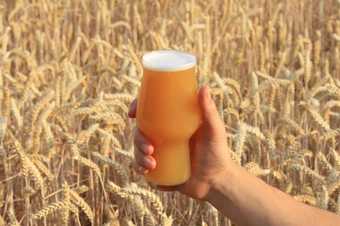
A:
[145,157,155,169]
[142,144,153,154]
[145,157,153,166]
[141,144,149,153]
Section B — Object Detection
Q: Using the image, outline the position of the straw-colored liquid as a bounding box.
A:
[137,66,201,186]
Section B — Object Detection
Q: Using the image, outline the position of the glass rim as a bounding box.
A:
[142,50,197,72]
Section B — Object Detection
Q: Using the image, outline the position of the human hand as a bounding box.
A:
[129,86,233,200]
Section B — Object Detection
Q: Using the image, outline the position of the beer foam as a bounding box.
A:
[142,50,196,72]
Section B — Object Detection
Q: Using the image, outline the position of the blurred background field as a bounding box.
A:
[0,0,339,225]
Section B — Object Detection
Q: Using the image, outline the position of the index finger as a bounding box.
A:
[128,99,137,118]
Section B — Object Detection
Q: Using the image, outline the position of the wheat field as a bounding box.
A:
[0,0,339,225]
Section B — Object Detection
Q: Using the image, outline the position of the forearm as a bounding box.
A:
[207,163,340,226]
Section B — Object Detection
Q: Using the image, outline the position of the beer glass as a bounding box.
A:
[136,50,201,186]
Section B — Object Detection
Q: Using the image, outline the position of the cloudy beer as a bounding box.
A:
[137,50,201,186]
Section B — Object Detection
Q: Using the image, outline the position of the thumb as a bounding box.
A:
[198,86,224,133]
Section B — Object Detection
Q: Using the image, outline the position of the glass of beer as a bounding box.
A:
[136,50,201,186]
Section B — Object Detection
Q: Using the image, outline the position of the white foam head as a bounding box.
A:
[142,50,196,72]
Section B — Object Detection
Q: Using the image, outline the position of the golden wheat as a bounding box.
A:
[69,189,94,224]
[0,0,339,225]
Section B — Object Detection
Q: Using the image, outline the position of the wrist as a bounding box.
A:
[206,160,241,202]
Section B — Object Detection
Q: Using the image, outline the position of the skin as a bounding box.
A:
[128,86,340,226]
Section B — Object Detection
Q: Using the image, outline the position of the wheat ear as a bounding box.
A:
[69,190,94,224]
[32,201,66,220]
[124,184,164,216]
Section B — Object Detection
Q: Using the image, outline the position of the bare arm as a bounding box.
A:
[130,86,340,226]
[207,162,340,226]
